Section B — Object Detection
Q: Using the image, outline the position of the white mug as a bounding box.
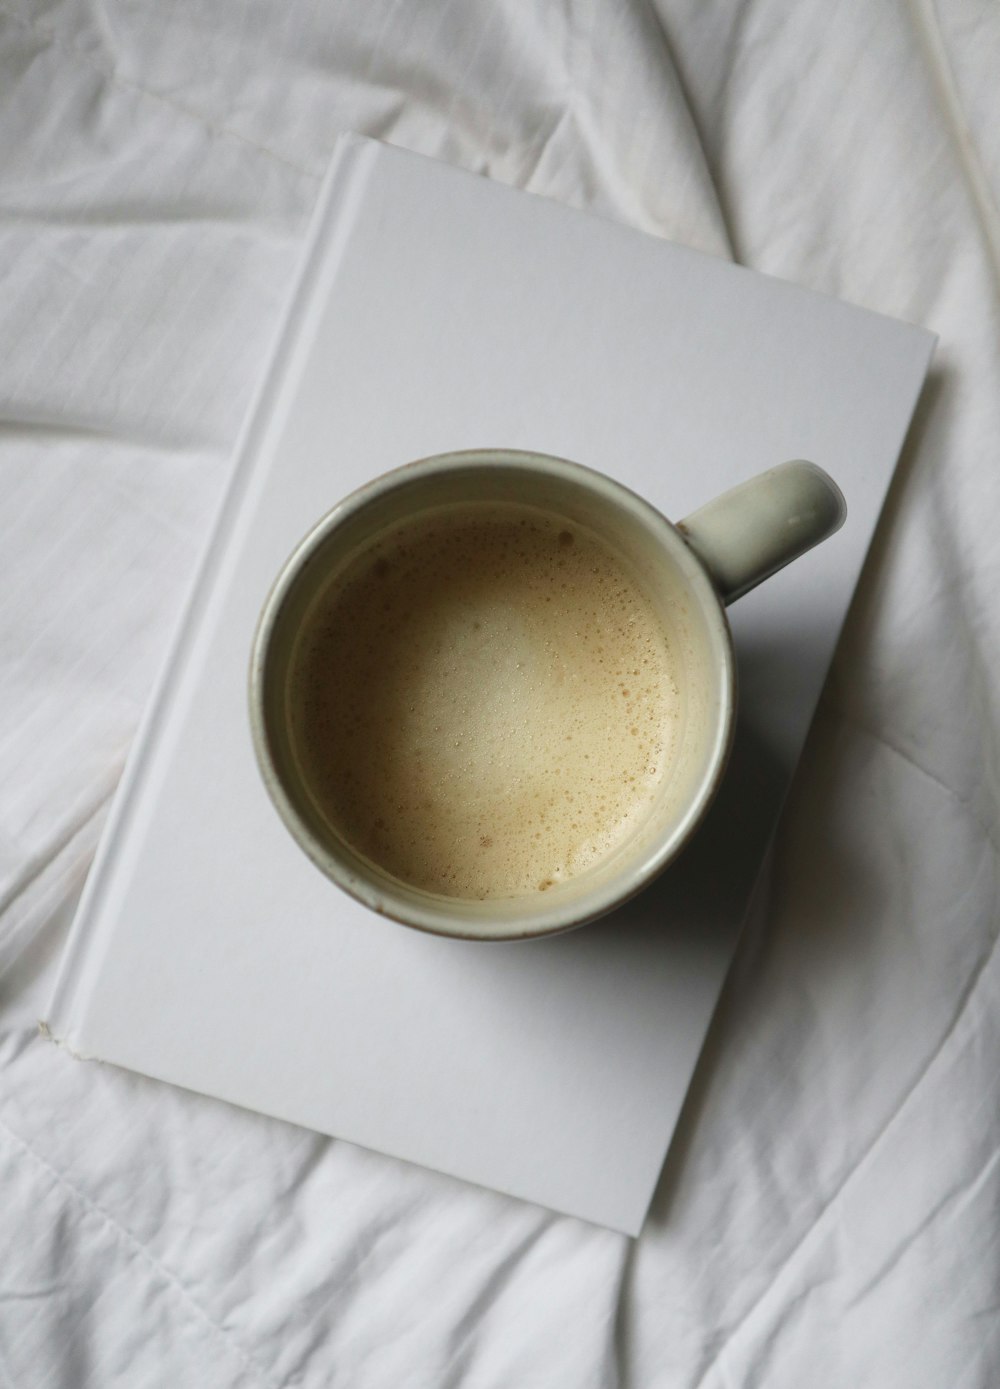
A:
[249,449,845,940]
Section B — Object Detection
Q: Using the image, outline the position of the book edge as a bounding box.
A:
[370,137,940,351]
[42,134,378,1049]
[629,328,937,1232]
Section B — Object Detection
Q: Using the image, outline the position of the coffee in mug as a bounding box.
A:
[288,502,681,900]
[250,449,845,940]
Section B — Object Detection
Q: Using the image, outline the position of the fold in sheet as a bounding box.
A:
[1,1,997,1384]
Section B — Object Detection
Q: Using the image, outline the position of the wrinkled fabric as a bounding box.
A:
[1,1,998,1385]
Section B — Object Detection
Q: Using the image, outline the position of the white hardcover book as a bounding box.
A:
[45,134,934,1235]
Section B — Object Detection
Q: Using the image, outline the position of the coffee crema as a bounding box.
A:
[289,503,681,899]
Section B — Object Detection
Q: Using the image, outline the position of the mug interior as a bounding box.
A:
[250,452,734,939]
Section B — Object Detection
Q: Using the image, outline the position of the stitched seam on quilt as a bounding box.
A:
[0,1112,288,1389]
[0,3,319,181]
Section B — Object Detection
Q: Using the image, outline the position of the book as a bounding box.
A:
[45,134,934,1235]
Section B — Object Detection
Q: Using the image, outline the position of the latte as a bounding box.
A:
[289,503,681,899]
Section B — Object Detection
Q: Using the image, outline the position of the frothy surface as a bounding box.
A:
[290,504,681,899]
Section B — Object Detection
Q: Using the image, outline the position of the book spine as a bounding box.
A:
[42,134,378,1050]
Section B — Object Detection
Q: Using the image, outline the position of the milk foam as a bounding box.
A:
[290,504,682,899]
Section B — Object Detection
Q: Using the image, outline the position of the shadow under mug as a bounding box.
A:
[249,449,845,941]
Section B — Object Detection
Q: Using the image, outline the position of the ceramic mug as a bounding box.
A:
[249,449,845,941]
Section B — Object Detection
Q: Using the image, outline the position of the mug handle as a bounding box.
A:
[676,460,847,606]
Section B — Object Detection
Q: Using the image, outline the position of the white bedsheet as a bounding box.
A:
[1,1,998,1384]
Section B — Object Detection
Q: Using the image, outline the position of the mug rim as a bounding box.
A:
[248,448,737,941]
